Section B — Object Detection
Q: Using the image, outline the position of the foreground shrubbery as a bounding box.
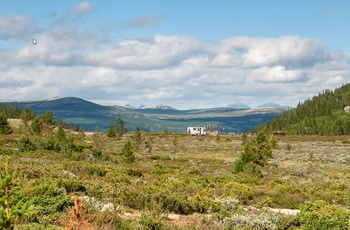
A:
[1,115,350,228]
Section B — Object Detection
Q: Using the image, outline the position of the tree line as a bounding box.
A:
[253,83,350,135]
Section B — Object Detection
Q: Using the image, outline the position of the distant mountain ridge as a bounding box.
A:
[227,103,251,109]
[257,102,289,108]
[2,97,285,133]
[227,102,289,109]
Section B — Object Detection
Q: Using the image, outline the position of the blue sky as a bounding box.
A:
[1,1,350,109]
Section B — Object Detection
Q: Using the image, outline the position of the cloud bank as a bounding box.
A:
[0,2,349,109]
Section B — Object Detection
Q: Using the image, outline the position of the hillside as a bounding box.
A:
[1,97,284,133]
[256,83,350,135]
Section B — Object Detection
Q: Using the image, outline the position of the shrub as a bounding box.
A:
[0,148,13,156]
[17,135,36,152]
[120,140,135,163]
[127,168,143,177]
[223,212,299,230]
[60,137,77,157]
[56,125,66,141]
[190,188,220,213]
[92,148,102,159]
[42,135,61,151]
[0,157,34,228]
[23,184,73,224]
[299,200,350,230]
[223,182,253,204]
[57,179,87,193]
[156,192,193,214]
[133,212,162,230]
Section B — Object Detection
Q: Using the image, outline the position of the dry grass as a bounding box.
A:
[2,129,350,229]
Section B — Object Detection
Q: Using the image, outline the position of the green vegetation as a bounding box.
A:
[108,117,127,140]
[234,131,272,174]
[255,83,350,135]
[0,104,21,119]
[0,158,34,229]
[1,95,350,228]
[0,114,12,134]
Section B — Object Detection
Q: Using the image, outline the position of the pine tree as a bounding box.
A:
[41,111,55,134]
[20,106,35,128]
[132,125,142,151]
[120,140,135,163]
[107,126,116,138]
[30,117,42,134]
[0,114,12,134]
[56,124,66,142]
[234,131,272,174]
[114,118,127,140]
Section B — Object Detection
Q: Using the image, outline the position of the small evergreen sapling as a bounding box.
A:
[132,125,142,151]
[234,131,272,174]
[0,114,12,135]
[0,157,34,229]
[120,140,135,163]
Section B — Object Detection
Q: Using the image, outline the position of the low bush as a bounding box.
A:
[17,135,36,152]
[133,212,163,230]
[127,168,143,177]
[0,148,13,156]
[223,182,253,204]
[190,188,220,213]
[92,148,102,159]
[57,179,87,193]
[299,200,350,230]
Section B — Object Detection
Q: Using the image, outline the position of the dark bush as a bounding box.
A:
[57,179,87,193]
[127,168,143,177]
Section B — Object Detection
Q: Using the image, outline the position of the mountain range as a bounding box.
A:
[126,102,288,110]
[2,97,285,133]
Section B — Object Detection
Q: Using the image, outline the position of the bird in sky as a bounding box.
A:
[32,38,37,45]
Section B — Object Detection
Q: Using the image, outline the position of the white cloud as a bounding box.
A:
[0,15,33,40]
[84,35,203,70]
[211,36,330,68]
[125,14,165,29]
[73,1,95,17]
[1,9,350,109]
[326,75,345,85]
[252,66,307,83]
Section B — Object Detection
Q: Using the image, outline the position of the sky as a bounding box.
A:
[0,0,350,109]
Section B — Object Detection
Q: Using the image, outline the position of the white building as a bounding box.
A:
[187,126,207,136]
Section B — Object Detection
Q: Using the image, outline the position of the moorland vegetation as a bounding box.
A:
[0,89,350,229]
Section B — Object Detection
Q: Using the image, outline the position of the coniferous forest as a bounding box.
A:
[255,83,350,135]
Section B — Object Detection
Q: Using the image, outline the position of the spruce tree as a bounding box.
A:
[234,131,272,174]
[132,125,142,151]
[20,106,35,128]
[114,118,127,140]
[107,126,116,138]
[0,114,12,134]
